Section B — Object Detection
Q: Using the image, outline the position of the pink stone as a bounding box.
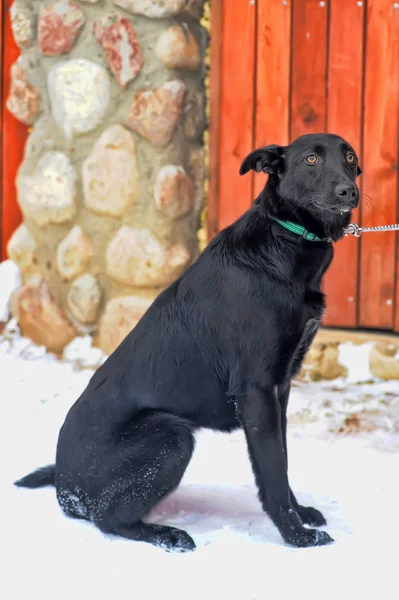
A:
[106,226,191,287]
[6,61,40,125]
[99,296,153,355]
[38,1,86,57]
[155,24,201,71]
[154,165,194,219]
[93,13,144,88]
[125,80,186,147]
[17,275,76,354]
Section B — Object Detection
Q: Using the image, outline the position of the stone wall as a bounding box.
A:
[6,0,208,354]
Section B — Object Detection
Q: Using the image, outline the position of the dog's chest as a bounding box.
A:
[298,313,321,351]
[286,290,325,379]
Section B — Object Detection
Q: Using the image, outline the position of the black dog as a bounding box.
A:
[16,133,361,552]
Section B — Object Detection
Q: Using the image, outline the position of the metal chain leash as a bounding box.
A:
[345,222,399,237]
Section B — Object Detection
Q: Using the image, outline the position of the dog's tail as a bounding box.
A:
[14,465,55,489]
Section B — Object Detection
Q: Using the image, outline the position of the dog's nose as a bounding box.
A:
[335,183,358,204]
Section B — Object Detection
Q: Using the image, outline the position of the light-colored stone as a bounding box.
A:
[17,152,77,227]
[155,24,201,71]
[113,0,185,19]
[56,226,93,281]
[38,1,86,57]
[318,345,348,380]
[83,125,140,217]
[369,343,399,380]
[10,1,35,49]
[125,80,185,147]
[7,224,36,271]
[17,275,76,354]
[154,165,194,219]
[93,13,144,88]
[6,61,40,126]
[106,226,191,287]
[300,342,348,382]
[67,273,101,323]
[48,59,110,139]
[99,295,153,355]
[184,89,204,140]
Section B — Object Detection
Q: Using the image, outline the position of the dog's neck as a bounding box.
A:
[256,182,350,242]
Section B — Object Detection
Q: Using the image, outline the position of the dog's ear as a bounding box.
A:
[239,145,284,176]
[357,165,362,177]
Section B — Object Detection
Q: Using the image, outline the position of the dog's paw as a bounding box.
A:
[296,505,327,527]
[284,527,334,548]
[160,528,196,553]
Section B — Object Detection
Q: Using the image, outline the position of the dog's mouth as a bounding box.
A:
[314,202,356,216]
[338,206,352,215]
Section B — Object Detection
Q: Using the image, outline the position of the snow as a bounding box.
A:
[1,309,398,598]
[338,341,375,383]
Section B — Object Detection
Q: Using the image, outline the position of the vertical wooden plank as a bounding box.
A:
[359,0,399,329]
[290,0,328,140]
[218,0,256,230]
[396,222,399,331]
[323,0,365,328]
[207,0,223,240]
[2,0,25,260]
[396,233,399,331]
[0,0,3,258]
[254,0,291,198]
[394,27,399,334]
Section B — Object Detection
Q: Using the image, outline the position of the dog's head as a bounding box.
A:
[240,133,362,234]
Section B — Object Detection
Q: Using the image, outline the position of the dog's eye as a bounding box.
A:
[346,152,356,164]
[306,154,318,164]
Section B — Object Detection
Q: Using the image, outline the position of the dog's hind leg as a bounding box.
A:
[92,411,196,552]
[278,382,326,527]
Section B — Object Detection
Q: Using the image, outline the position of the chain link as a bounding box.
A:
[345,222,399,237]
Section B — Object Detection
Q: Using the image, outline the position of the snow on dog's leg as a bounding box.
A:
[92,410,196,552]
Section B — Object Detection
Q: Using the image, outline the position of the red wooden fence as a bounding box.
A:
[209,0,399,332]
[1,0,25,261]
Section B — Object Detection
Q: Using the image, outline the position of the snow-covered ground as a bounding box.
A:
[1,320,398,599]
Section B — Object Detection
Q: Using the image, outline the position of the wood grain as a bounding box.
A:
[290,0,328,139]
[359,0,399,328]
[254,0,292,198]
[323,0,365,327]
[207,0,223,241]
[218,0,256,231]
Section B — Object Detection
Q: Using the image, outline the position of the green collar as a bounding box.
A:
[272,218,332,243]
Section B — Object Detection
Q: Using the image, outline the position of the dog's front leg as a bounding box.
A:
[236,383,333,548]
[278,382,327,527]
